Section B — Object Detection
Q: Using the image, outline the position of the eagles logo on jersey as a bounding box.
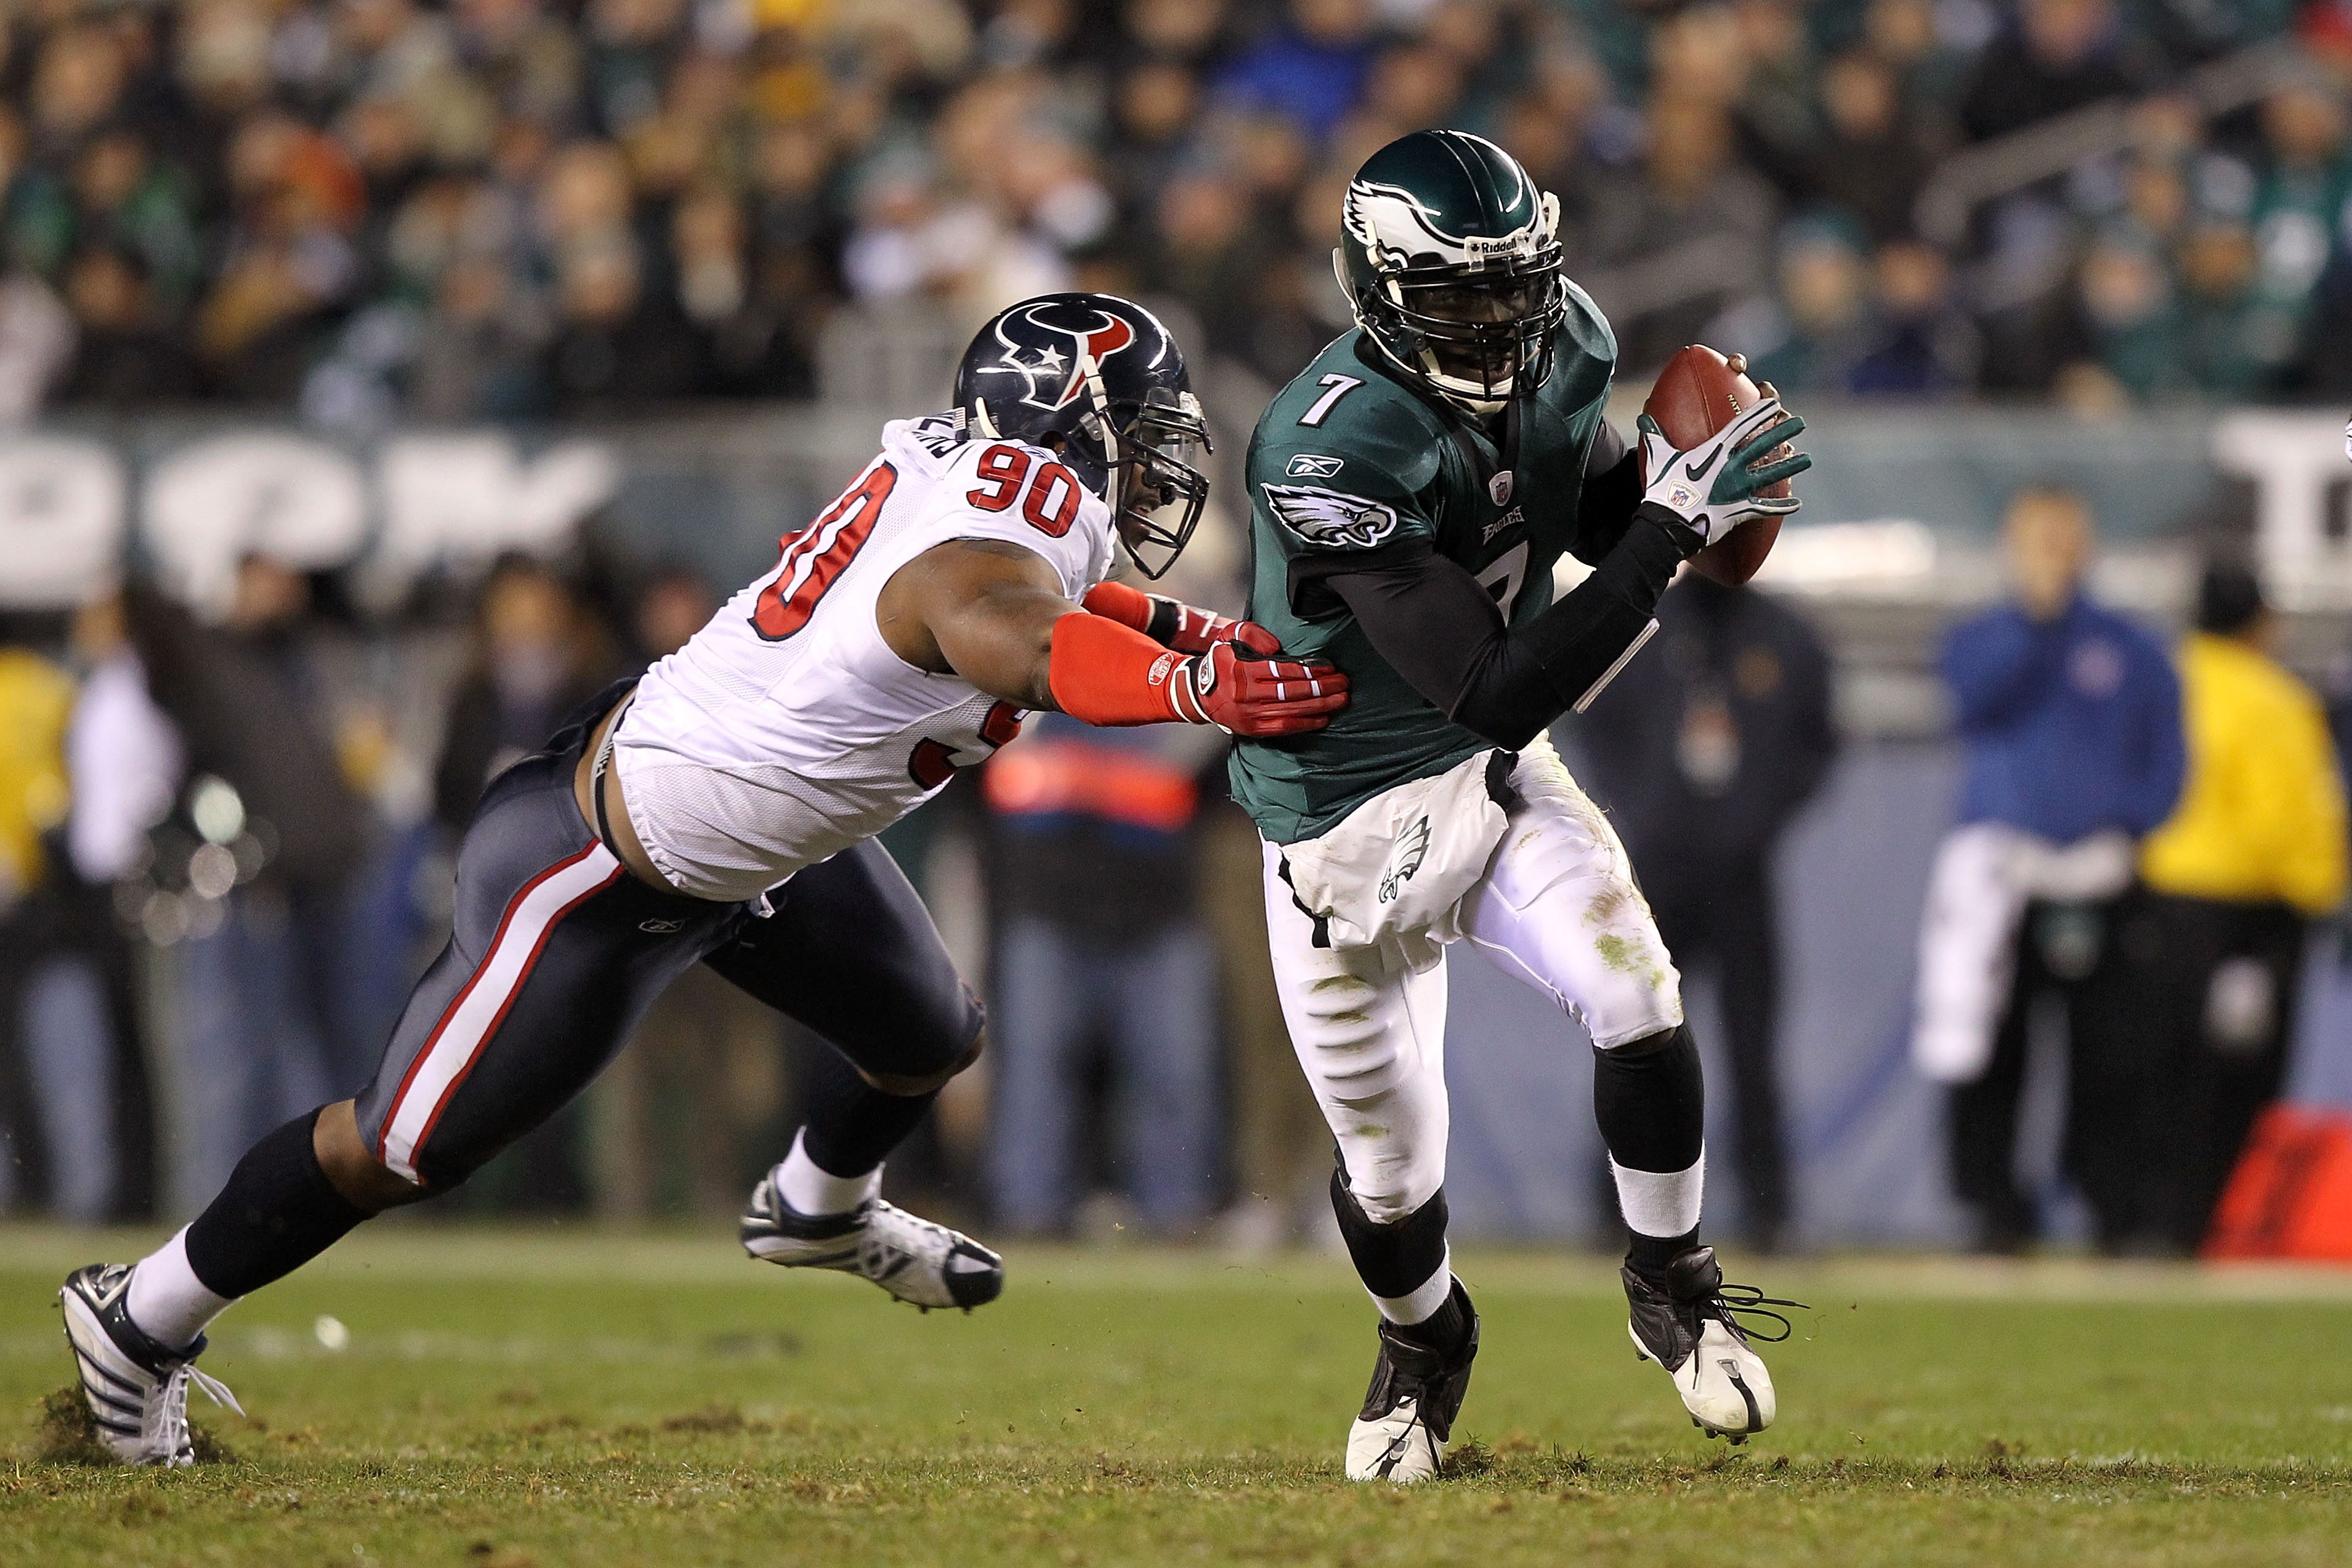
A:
[1263,483,1402,551]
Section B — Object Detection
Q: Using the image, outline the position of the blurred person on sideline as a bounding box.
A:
[0,592,174,1226]
[433,555,620,839]
[124,560,371,1209]
[2131,562,2346,1252]
[0,609,118,1222]
[1572,572,1838,1253]
[1914,487,2185,1253]
[981,715,1223,1239]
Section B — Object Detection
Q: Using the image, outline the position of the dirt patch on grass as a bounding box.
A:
[33,1383,237,1466]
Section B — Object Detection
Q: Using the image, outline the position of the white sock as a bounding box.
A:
[777,1128,880,1217]
[1371,1248,1454,1326]
[1612,1149,1705,1241]
[125,1227,235,1353]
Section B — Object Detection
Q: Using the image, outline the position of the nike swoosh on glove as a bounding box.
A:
[1167,639,1349,736]
[1635,396,1811,543]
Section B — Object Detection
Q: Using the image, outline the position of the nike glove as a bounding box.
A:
[1167,638,1349,735]
[1635,396,1811,544]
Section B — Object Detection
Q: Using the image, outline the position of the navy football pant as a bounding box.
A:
[353,698,982,1190]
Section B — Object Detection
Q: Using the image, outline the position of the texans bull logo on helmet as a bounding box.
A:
[972,300,1153,413]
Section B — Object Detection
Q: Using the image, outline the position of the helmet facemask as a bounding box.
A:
[1096,389,1212,580]
[1343,184,1569,411]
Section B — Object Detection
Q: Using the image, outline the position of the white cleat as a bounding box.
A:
[1344,1280,1478,1484]
[740,1168,1003,1312]
[1623,1245,1796,1442]
[59,1264,241,1467]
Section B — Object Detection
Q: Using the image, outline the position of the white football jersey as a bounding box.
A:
[613,412,1118,900]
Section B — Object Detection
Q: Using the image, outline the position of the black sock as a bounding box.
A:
[1330,1166,1451,1299]
[798,1046,940,1179]
[1625,1225,1702,1280]
[183,1109,372,1300]
[1595,1025,1707,1279]
[1397,1283,1471,1354]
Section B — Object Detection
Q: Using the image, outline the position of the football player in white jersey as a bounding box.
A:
[60,294,1349,1465]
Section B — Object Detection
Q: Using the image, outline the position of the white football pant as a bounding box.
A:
[1259,741,1685,1225]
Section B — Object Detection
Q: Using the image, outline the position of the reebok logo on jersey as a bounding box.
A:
[1378,816,1433,905]
[638,918,686,934]
[1287,453,1346,479]
[1263,483,1401,551]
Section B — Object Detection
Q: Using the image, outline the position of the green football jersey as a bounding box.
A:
[1228,285,1618,844]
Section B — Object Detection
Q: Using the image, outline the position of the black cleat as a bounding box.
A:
[1623,1246,1798,1441]
[741,1168,1003,1311]
[1344,1279,1479,1483]
[59,1264,241,1466]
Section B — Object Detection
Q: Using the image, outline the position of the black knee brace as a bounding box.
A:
[1330,1165,1451,1300]
[1593,1022,1705,1173]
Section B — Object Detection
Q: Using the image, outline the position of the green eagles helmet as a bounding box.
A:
[1336,129,1568,410]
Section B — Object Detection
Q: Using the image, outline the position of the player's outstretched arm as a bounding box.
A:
[879,538,1348,735]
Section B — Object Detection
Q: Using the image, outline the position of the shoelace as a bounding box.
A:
[1702,1281,1806,1346]
[142,1364,242,1463]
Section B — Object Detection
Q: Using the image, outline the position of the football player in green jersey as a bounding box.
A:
[1231,130,1811,1481]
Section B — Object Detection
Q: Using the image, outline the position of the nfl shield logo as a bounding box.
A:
[1489,471,1513,505]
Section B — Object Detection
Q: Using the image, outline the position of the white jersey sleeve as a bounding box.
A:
[608,413,1121,902]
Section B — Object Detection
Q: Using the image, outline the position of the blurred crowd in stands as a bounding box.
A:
[6,0,2352,422]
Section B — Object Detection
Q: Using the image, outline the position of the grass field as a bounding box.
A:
[6,1224,2352,1566]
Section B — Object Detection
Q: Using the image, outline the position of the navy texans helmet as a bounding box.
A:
[954,293,1212,579]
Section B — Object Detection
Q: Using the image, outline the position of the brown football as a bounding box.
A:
[1642,344,1788,586]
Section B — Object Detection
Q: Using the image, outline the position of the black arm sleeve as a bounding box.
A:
[1569,421,1641,567]
[1329,503,1700,752]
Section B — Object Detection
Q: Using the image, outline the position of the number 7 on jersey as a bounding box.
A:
[1298,373,1364,428]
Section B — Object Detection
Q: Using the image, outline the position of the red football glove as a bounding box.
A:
[1081,580,1282,657]
[1049,613,1348,736]
[1165,640,1349,737]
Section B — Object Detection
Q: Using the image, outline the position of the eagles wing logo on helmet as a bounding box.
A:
[1343,181,1462,269]
[1262,483,1400,551]
[1344,175,1548,273]
[979,302,1139,411]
